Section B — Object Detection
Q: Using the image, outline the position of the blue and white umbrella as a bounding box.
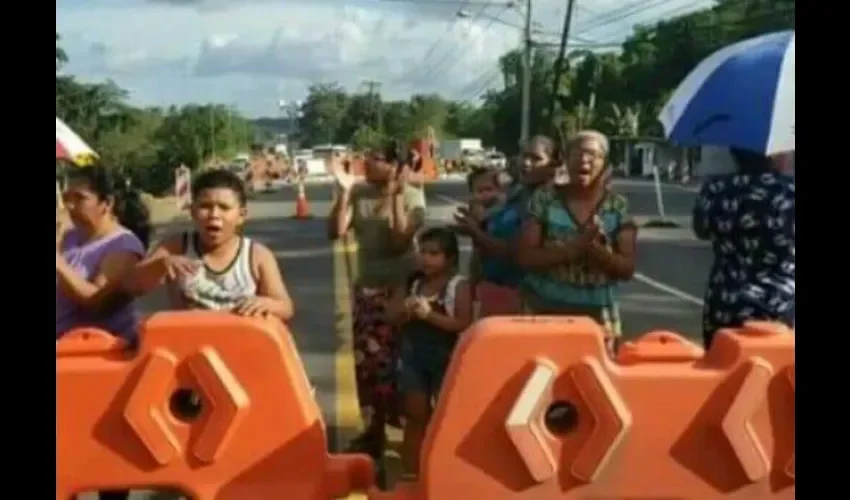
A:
[658,30,795,156]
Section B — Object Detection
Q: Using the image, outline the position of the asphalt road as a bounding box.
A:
[104,178,711,499]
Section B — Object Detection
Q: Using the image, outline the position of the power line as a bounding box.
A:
[398,0,654,100]
[534,2,698,50]
[452,0,680,107]
[452,0,710,107]
[415,4,510,85]
[374,0,514,5]
[456,68,504,103]
[572,3,794,50]
[572,0,682,35]
[393,1,474,85]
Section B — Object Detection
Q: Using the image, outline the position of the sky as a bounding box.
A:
[56,0,714,118]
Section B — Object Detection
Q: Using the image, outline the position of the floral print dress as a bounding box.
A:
[693,170,795,347]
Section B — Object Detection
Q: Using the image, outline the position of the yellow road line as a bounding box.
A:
[332,234,404,496]
[333,237,362,447]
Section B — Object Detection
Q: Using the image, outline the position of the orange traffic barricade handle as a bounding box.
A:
[400,317,795,500]
[616,330,704,364]
[57,311,373,500]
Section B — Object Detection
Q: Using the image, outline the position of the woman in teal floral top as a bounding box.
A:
[516,130,638,355]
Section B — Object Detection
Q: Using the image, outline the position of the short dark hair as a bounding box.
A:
[67,165,151,249]
[190,168,248,206]
[417,226,460,268]
[466,167,497,190]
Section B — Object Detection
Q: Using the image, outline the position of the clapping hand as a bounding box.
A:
[329,153,356,192]
[452,205,481,236]
[405,296,432,319]
[584,215,609,246]
[234,296,275,317]
[164,255,202,282]
[387,164,410,194]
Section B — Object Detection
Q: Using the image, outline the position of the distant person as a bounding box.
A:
[56,165,150,500]
[387,228,471,478]
[327,140,426,468]
[692,148,795,348]
[516,130,636,356]
[466,167,504,218]
[125,169,294,320]
[463,167,504,311]
[452,135,556,317]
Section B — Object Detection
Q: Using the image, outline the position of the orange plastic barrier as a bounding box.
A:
[56,312,373,500]
[409,138,438,182]
[386,318,795,500]
[58,314,795,500]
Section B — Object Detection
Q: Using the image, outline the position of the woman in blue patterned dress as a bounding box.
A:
[692,148,795,348]
[453,135,557,316]
[516,130,637,355]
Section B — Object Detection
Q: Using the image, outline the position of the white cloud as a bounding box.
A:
[56,0,713,117]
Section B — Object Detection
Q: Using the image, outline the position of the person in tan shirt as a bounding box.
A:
[327,142,426,468]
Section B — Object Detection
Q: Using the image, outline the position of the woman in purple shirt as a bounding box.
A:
[56,165,150,341]
[57,166,150,500]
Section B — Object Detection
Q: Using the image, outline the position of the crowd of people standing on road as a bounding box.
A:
[56,166,295,500]
[326,132,639,480]
[56,127,795,492]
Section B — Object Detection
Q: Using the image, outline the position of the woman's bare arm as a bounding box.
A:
[328,188,355,240]
[516,219,587,270]
[56,251,141,311]
[388,187,425,250]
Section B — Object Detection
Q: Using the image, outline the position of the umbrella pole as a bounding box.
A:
[651,164,668,221]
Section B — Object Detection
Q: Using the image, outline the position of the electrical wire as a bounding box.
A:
[414,4,511,84]
[392,1,474,85]
[451,0,767,105]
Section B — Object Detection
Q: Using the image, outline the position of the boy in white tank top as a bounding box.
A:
[125,169,294,320]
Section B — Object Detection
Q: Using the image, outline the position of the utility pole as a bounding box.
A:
[226,104,233,153]
[548,0,578,129]
[279,99,302,158]
[519,0,533,146]
[210,106,216,164]
[362,80,382,130]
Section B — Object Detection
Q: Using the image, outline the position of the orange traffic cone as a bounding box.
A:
[293,181,312,219]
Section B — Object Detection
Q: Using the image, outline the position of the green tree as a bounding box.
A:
[297,83,349,145]
[56,33,67,70]
[350,125,384,151]
[56,33,258,195]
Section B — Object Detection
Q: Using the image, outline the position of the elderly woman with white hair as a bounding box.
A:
[517,130,638,356]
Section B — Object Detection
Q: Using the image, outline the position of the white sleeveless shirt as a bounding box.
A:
[177,233,259,311]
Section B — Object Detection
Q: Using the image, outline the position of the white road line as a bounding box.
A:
[434,193,705,307]
[633,273,703,306]
[435,194,463,206]
[611,178,700,193]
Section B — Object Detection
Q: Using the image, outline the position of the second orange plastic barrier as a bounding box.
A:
[384,317,795,500]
